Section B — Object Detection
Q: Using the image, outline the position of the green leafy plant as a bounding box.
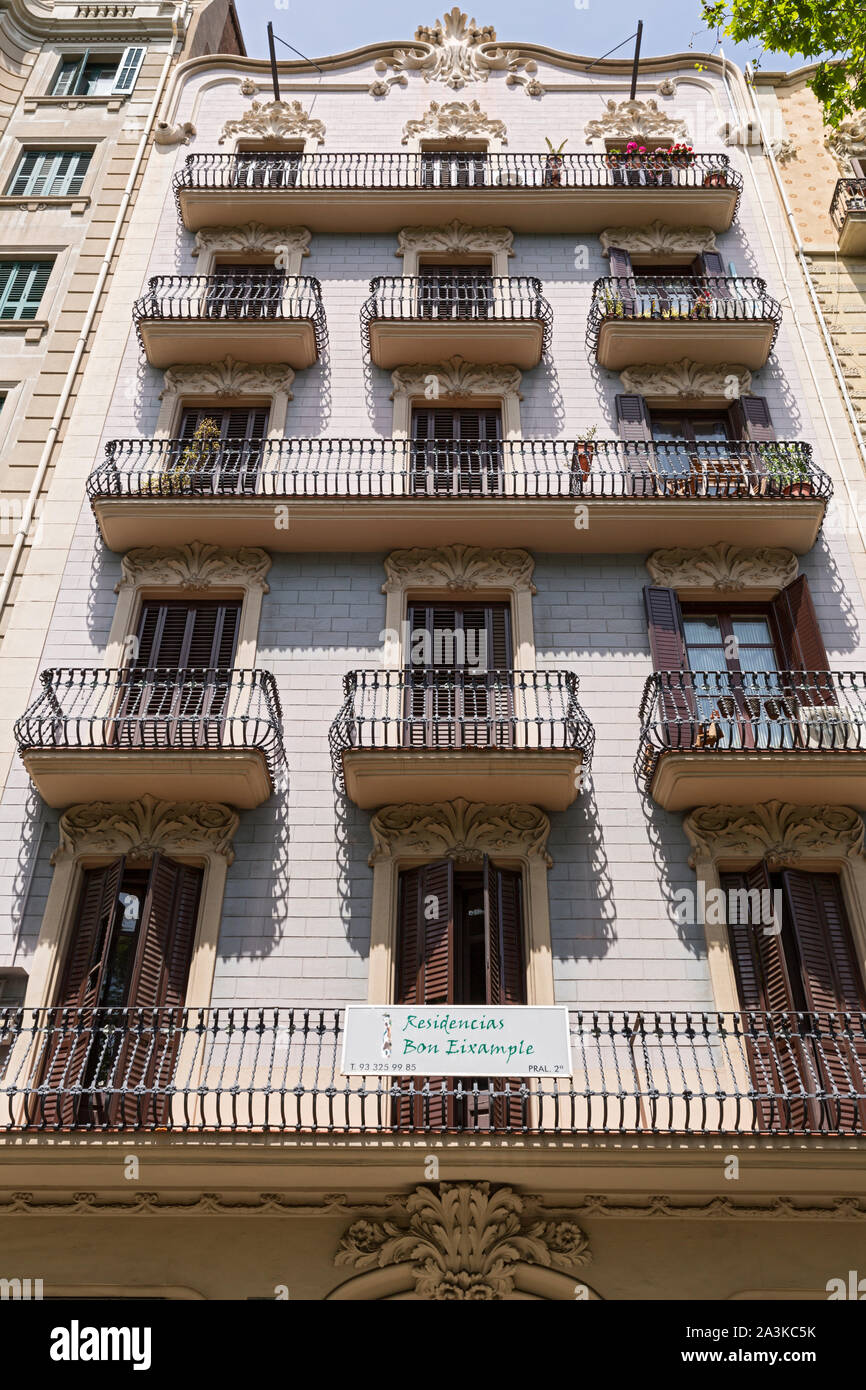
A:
[148,416,222,494]
[762,442,812,490]
[545,137,568,155]
[701,0,866,126]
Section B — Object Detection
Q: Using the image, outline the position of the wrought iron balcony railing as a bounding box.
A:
[637,669,866,788]
[830,177,866,230]
[2,1006,863,1134]
[132,273,327,350]
[14,666,285,781]
[361,275,552,354]
[329,667,593,780]
[86,436,831,503]
[588,275,782,355]
[173,150,742,205]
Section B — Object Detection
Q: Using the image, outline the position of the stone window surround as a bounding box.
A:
[191,223,311,278]
[396,221,514,278]
[0,241,71,344]
[218,99,326,154]
[381,544,537,672]
[683,801,866,1015]
[0,132,107,210]
[154,359,296,441]
[389,356,523,439]
[19,794,239,1016]
[366,798,556,1006]
[645,543,799,601]
[104,543,272,671]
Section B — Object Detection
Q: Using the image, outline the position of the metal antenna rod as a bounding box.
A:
[267,21,281,102]
[629,19,643,100]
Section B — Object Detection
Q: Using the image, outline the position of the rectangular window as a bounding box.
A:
[0,260,53,320]
[51,47,145,97]
[410,405,501,495]
[404,601,512,750]
[7,150,91,198]
[417,261,494,320]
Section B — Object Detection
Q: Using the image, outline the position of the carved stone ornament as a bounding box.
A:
[600,221,716,259]
[684,801,865,870]
[825,111,866,168]
[219,100,325,147]
[646,543,798,596]
[239,77,258,97]
[397,219,513,260]
[335,1183,590,1300]
[390,354,522,402]
[383,543,535,596]
[192,224,311,260]
[584,98,688,146]
[154,120,196,147]
[52,795,239,866]
[657,77,678,97]
[117,542,272,594]
[159,357,295,403]
[618,358,752,402]
[374,9,540,95]
[369,798,552,867]
[402,99,507,146]
[771,137,798,164]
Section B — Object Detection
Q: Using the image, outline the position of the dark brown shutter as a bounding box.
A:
[730,395,776,443]
[394,862,455,1131]
[771,576,830,671]
[484,859,526,1130]
[615,394,652,442]
[643,586,694,750]
[607,246,633,278]
[40,859,125,1128]
[692,250,730,299]
[781,870,866,1131]
[179,408,268,441]
[115,854,202,1127]
[722,864,809,1130]
[134,601,241,669]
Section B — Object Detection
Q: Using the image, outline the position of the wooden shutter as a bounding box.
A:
[643,586,694,749]
[722,863,810,1130]
[614,394,653,494]
[607,246,634,315]
[484,859,525,1007]
[730,395,776,443]
[0,261,52,320]
[771,576,830,678]
[394,863,455,1131]
[112,45,146,94]
[114,854,201,1127]
[134,601,240,669]
[8,153,39,196]
[405,602,512,750]
[40,858,125,1127]
[410,407,501,495]
[781,870,866,1130]
[692,249,730,298]
[615,394,652,442]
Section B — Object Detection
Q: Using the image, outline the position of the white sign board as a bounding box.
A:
[340,1005,572,1078]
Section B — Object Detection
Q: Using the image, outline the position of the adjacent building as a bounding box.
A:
[1,12,866,1300]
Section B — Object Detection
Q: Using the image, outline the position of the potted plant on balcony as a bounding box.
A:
[543,137,567,186]
[147,416,222,494]
[668,142,695,169]
[763,443,814,498]
[574,425,598,477]
[703,166,729,188]
[689,288,714,319]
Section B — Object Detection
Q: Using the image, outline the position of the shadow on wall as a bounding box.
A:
[547,789,616,963]
[10,788,59,966]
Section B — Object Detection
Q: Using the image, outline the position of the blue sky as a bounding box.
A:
[233,0,809,73]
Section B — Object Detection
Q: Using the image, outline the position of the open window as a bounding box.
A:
[50,48,145,97]
[721,866,866,1131]
[393,857,525,1129]
[37,853,202,1128]
[615,392,777,495]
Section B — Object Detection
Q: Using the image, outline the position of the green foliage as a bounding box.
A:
[701,0,865,125]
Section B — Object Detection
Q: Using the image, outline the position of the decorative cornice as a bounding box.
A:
[390,354,522,402]
[646,543,798,597]
[600,221,716,258]
[825,111,866,168]
[368,798,552,867]
[402,99,507,146]
[117,543,272,595]
[585,98,688,145]
[383,543,535,595]
[218,100,325,147]
[372,9,540,95]
[336,1183,590,1300]
[396,219,513,259]
[159,357,295,402]
[192,224,311,260]
[52,796,240,866]
[619,358,752,402]
[684,801,865,869]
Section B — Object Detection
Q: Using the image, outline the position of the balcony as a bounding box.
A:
[14,667,284,809]
[589,276,781,369]
[362,275,550,368]
[830,178,866,255]
[330,668,592,810]
[173,151,743,235]
[2,1006,863,1135]
[637,669,866,810]
[132,273,326,368]
[87,437,830,555]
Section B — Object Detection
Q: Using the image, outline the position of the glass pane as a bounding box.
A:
[683,615,723,646]
[692,419,730,441]
[731,616,773,646]
[651,419,689,442]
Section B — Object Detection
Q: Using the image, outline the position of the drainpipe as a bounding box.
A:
[717,49,866,553]
[0,2,191,620]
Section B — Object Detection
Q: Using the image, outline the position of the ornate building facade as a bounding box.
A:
[1,10,865,1300]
